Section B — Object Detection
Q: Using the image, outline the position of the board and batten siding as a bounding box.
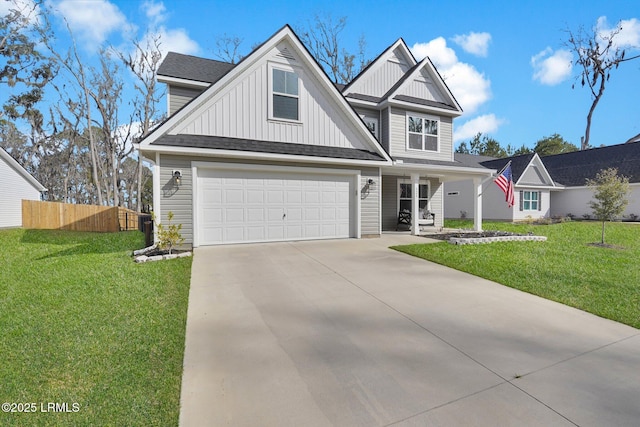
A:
[389,108,453,162]
[0,156,42,228]
[397,69,448,104]
[158,154,382,245]
[168,86,205,116]
[346,47,411,98]
[172,42,369,151]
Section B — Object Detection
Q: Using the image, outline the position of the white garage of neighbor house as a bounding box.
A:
[0,148,47,228]
[138,25,492,247]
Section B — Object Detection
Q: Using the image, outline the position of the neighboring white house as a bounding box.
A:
[543,141,640,218]
[138,25,492,247]
[0,148,46,228]
[445,140,640,221]
[445,153,562,220]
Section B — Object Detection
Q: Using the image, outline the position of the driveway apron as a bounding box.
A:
[179,235,640,426]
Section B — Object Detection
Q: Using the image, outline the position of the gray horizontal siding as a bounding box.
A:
[360,168,380,236]
[389,108,453,162]
[159,155,194,247]
[158,154,382,244]
[169,86,204,115]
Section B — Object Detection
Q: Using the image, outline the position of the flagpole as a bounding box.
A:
[477,160,512,197]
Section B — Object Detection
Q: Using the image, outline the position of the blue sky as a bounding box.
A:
[6,0,640,149]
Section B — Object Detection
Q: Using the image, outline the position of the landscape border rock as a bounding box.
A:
[448,235,547,245]
[135,251,192,263]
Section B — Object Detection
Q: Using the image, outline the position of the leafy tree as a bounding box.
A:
[0,0,56,124]
[586,168,630,244]
[297,14,368,84]
[456,133,507,158]
[567,21,640,149]
[533,133,578,156]
[507,144,533,156]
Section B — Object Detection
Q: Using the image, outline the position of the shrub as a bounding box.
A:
[154,211,185,254]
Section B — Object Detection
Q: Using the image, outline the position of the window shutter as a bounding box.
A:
[538,191,542,211]
[519,191,523,211]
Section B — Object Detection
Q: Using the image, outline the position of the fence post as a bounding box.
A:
[144,221,153,248]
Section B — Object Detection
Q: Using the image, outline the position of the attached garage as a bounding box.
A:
[194,163,359,246]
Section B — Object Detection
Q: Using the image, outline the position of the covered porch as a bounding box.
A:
[381,161,494,235]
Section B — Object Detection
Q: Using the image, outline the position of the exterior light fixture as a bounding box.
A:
[367,178,375,185]
[173,170,182,186]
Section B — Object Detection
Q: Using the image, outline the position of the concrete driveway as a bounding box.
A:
[180,235,640,426]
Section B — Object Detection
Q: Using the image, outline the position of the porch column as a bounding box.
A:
[473,177,483,231]
[411,173,420,235]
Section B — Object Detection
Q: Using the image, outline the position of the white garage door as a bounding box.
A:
[197,168,354,245]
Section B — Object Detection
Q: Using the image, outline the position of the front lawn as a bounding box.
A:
[393,221,640,329]
[0,229,191,426]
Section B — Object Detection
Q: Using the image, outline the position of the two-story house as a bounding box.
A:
[138,25,492,247]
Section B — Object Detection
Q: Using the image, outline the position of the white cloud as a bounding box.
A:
[411,37,491,115]
[141,0,167,28]
[452,31,491,57]
[596,16,640,49]
[53,0,128,46]
[531,47,573,85]
[453,114,504,142]
[146,27,200,58]
[1,0,43,26]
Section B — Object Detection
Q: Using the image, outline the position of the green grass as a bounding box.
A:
[393,220,640,329]
[0,229,192,426]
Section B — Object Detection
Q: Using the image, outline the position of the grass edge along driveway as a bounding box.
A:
[0,229,192,427]
[393,221,640,330]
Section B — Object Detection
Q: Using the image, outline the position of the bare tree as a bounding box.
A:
[119,34,164,211]
[213,33,244,64]
[297,14,368,84]
[567,22,640,150]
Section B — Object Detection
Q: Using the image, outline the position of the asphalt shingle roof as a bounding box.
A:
[151,134,387,162]
[157,52,235,84]
[395,155,492,169]
[479,153,535,183]
[541,142,640,186]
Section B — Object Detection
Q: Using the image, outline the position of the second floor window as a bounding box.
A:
[272,68,299,121]
[407,114,438,151]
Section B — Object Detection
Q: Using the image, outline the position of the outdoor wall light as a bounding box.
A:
[173,170,182,186]
[367,178,375,185]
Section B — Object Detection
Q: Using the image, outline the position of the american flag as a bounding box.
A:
[494,162,515,208]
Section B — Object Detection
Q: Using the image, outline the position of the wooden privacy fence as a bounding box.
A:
[22,200,149,233]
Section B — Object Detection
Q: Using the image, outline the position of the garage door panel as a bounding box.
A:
[246,208,265,222]
[197,168,354,245]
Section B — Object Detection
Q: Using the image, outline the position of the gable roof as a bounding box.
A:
[480,153,536,183]
[0,148,46,192]
[140,24,391,164]
[542,142,640,186]
[157,52,235,85]
[383,56,462,115]
[342,39,461,115]
[625,132,640,143]
[342,38,415,95]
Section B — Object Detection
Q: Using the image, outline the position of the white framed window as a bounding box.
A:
[362,117,379,139]
[522,191,539,211]
[270,65,299,121]
[398,180,430,217]
[407,113,438,152]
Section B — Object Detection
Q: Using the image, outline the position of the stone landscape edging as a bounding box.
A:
[448,235,547,245]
